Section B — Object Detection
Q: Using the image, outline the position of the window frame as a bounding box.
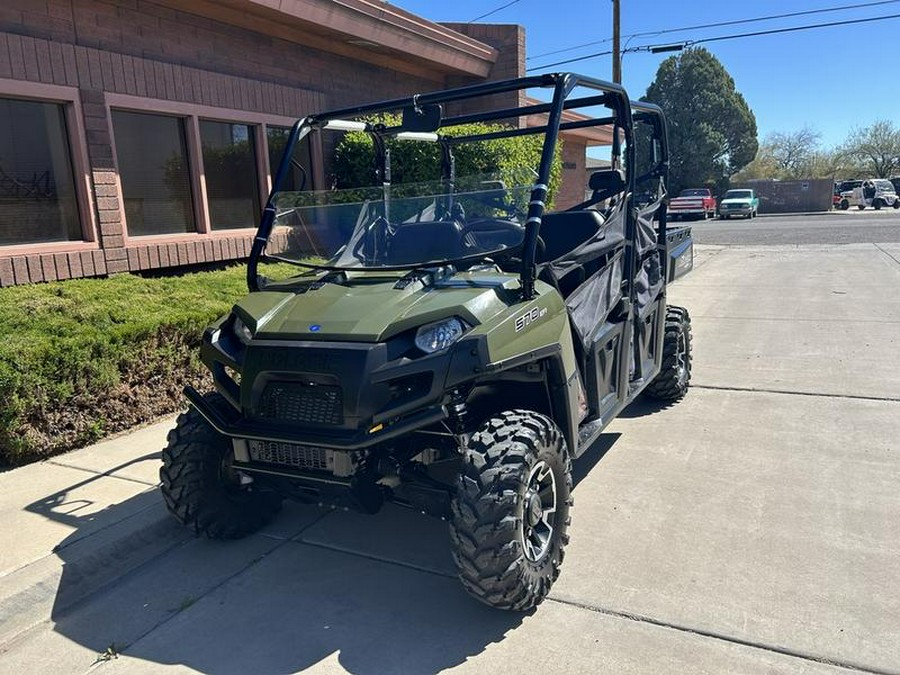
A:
[0,78,97,256]
[106,94,298,244]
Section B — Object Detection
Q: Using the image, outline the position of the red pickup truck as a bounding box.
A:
[668,188,717,220]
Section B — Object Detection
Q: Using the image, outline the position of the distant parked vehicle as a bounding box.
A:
[718,189,759,219]
[668,188,717,220]
[851,179,900,210]
[832,182,843,209]
[836,180,863,210]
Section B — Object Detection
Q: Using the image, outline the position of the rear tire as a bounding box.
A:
[874,199,884,210]
[160,395,283,539]
[450,410,572,611]
[858,204,866,210]
[644,306,692,401]
[840,199,849,210]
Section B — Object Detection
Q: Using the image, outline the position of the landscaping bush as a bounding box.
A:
[332,120,563,207]
[0,266,256,467]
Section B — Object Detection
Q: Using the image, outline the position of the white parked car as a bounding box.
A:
[850,179,900,210]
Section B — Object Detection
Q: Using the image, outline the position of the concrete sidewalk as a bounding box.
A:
[1,243,899,674]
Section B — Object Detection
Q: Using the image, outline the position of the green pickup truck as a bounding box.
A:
[718,189,759,219]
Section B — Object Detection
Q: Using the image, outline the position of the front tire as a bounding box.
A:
[450,410,572,611]
[645,306,692,401]
[160,396,283,539]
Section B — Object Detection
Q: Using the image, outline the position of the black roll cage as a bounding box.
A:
[249,73,667,301]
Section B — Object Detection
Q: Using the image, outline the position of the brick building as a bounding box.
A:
[0,0,602,286]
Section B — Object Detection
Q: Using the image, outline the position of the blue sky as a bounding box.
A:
[392,0,900,149]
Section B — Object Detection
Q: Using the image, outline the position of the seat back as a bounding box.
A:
[387,220,466,264]
[538,210,605,263]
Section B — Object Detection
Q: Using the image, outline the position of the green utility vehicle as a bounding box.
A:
[160,73,694,611]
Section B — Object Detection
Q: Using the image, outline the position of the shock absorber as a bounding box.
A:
[446,389,470,450]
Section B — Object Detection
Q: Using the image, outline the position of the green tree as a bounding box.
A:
[841,120,900,178]
[767,127,821,179]
[642,47,758,194]
[733,127,853,181]
[332,120,562,206]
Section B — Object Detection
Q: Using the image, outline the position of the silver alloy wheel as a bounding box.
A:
[520,460,557,562]
[675,329,688,386]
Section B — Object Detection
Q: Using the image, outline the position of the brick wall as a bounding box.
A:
[442,23,527,116]
[0,0,475,286]
[556,139,589,210]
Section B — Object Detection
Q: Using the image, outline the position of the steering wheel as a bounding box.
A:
[458,220,545,264]
[458,219,524,243]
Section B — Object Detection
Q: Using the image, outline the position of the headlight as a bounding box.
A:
[232,315,254,344]
[415,317,467,354]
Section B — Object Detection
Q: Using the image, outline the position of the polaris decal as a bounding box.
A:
[514,306,548,332]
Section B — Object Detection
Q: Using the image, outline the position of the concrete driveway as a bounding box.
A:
[1,243,898,674]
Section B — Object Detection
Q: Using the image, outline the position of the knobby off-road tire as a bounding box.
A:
[450,410,573,611]
[644,305,692,401]
[160,396,282,539]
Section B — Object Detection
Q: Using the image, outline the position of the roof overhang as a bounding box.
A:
[524,96,613,146]
[156,0,498,80]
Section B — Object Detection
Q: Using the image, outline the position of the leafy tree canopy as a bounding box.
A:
[842,120,900,179]
[642,47,758,194]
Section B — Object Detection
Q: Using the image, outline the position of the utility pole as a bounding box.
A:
[612,0,621,83]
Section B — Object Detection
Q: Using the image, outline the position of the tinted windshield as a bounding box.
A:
[724,190,753,199]
[874,180,895,191]
[266,175,530,270]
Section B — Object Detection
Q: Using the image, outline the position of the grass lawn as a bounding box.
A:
[0,264,274,466]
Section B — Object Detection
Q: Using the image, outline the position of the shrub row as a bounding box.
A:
[0,266,252,467]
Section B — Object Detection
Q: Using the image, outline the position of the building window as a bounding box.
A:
[267,126,313,192]
[112,110,196,237]
[0,97,80,246]
[200,121,260,230]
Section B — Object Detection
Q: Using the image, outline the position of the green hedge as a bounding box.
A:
[332,120,563,207]
[0,267,255,467]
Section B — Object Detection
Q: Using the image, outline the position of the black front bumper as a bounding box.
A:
[184,385,446,450]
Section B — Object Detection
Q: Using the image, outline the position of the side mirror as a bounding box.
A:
[402,103,442,133]
[589,169,626,195]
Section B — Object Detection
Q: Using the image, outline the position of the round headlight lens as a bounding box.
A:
[232,316,254,344]
[414,317,467,354]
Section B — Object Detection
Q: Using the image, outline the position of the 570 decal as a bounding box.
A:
[514,306,548,332]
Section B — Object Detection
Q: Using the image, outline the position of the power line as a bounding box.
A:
[526,0,900,61]
[469,0,523,23]
[687,11,900,46]
[527,11,900,71]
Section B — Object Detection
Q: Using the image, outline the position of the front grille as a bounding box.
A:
[256,382,343,425]
[248,440,331,471]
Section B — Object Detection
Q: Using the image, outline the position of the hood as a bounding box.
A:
[721,197,753,205]
[234,272,519,342]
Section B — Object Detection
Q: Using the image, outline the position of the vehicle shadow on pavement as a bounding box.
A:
[573,432,620,488]
[24,461,525,673]
[618,395,673,419]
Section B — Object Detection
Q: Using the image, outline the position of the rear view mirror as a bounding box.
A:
[402,103,442,133]
[589,169,626,195]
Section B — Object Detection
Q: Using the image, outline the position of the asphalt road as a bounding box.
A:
[689,209,900,245]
